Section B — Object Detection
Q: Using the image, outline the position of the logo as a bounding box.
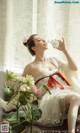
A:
[0,121,10,133]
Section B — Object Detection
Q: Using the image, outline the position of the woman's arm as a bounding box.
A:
[63,49,77,71]
[22,64,42,97]
[57,38,77,71]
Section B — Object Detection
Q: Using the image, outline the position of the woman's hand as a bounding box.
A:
[31,86,41,97]
[56,37,66,52]
[56,37,77,71]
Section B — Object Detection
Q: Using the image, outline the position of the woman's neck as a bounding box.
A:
[35,54,46,63]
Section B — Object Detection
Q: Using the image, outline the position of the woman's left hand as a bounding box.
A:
[57,37,66,52]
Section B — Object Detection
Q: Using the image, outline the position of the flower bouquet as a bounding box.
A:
[3,70,42,133]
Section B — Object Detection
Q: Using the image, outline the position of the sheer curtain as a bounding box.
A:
[37,0,80,70]
[0,0,80,73]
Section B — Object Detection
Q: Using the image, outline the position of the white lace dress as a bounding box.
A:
[35,68,80,125]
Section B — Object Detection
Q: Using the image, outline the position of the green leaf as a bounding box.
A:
[32,108,42,121]
[43,85,51,94]
[3,86,15,101]
[19,95,28,105]
[32,100,38,106]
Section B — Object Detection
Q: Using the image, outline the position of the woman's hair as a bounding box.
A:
[23,34,37,56]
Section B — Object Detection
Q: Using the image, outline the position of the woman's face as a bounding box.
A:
[32,35,48,53]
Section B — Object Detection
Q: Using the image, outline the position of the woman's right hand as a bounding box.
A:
[56,37,66,52]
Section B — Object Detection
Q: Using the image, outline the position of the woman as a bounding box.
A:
[22,34,80,133]
[0,34,79,133]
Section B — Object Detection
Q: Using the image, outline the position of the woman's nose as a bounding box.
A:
[43,39,46,43]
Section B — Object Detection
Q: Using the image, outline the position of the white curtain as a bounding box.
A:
[0,0,80,73]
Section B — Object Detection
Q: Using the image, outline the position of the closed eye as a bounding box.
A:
[37,39,42,42]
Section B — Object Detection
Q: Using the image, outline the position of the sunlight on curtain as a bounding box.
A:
[37,0,80,74]
[0,0,80,74]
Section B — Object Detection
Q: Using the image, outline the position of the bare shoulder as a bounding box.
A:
[22,63,33,77]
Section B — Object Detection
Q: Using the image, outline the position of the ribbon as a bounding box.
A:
[35,72,70,90]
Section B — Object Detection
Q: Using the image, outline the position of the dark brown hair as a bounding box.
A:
[23,34,37,56]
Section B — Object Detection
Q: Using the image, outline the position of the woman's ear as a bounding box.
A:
[32,46,36,51]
